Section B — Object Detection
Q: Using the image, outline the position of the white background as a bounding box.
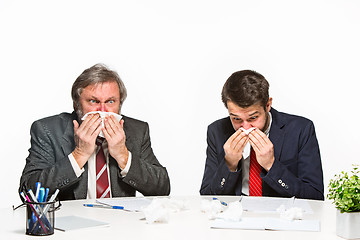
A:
[1,0,359,207]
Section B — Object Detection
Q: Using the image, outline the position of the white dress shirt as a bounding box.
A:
[241,112,272,195]
[68,141,132,199]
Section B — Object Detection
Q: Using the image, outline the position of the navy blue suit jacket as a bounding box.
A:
[200,108,324,200]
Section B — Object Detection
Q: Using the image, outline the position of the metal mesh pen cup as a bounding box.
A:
[25,201,55,236]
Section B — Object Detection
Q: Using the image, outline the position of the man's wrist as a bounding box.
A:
[72,148,89,169]
[69,153,85,177]
[117,151,129,170]
[224,157,238,172]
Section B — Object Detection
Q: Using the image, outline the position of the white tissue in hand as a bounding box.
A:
[216,201,243,222]
[81,111,122,138]
[240,127,256,135]
[142,198,188,224]
[277,205,303,220]
[200,199,225,220]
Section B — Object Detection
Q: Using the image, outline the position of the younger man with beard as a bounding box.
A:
[200,70,324,200]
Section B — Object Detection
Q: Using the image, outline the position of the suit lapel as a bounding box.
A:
[269,108,285,162]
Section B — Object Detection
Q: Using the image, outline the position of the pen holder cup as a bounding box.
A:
[25,201,56,236]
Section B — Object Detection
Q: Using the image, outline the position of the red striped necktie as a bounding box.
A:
[249,148,262,196]
[96,138,110,198]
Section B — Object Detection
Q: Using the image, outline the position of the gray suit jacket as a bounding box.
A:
[19,112,170,200]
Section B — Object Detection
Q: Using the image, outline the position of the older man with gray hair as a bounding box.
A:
[19,63,170,200]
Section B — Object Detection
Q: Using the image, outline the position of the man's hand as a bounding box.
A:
[72,114,102,168]
[223,129,249,172]
[248,129,274,171]
[103,115,129,169]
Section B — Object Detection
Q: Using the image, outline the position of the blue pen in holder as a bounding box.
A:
[25,200,57,236]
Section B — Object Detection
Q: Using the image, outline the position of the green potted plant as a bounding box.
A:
[327,164,360,239]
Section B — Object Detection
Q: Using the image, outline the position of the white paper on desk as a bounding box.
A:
[241,196,313,214]
[266,218,320,232]
[55,216,109,231]
[97,198,152,212]
[212,218,266,230]
[211,218,320,232]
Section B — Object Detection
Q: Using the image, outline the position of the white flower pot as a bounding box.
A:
[336,210,360,239]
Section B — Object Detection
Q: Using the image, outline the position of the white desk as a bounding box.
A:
[1,196,343,239]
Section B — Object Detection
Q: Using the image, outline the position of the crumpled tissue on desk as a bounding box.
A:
[201,199,243,221]
[142,198,189,224]
[276,205,304,220]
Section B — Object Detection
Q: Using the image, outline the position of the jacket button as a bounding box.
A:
[129,180,136,186]
[221,178,225,186]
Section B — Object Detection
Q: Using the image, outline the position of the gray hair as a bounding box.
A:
[71,63,127,114]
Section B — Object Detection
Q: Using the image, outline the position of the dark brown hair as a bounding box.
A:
[221,70,269,110]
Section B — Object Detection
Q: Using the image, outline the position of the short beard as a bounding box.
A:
[75,106,85,124]
[76,108,84,121]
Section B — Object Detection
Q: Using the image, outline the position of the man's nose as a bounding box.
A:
[242,122,252,130]
[98,103,106,112]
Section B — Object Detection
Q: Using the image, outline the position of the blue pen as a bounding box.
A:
[43,188,49,202]
[212,197,228,206]
[31,189,57,234]
[41,189,59,217]
[83,204,124,209]
[38,188,45,202]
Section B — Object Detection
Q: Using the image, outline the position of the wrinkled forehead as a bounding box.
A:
[80,82,120,99]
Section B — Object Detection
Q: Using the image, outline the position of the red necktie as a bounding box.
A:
[96,138,110,198]
[249,148,262,196]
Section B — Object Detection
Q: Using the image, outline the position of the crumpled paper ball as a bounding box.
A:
[200,199,225,220]
[216,201,243,222]
[201,199,243,221]
[142,198,188,224]
[277,204,303,220]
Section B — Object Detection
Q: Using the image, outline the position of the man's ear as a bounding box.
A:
[266,97,273,112]
[73,102,77,112]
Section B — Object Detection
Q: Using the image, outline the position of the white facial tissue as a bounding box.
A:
[81,111,122,138]
[240,127,256,135]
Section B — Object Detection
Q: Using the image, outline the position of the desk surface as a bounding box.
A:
[1,196,343,240]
